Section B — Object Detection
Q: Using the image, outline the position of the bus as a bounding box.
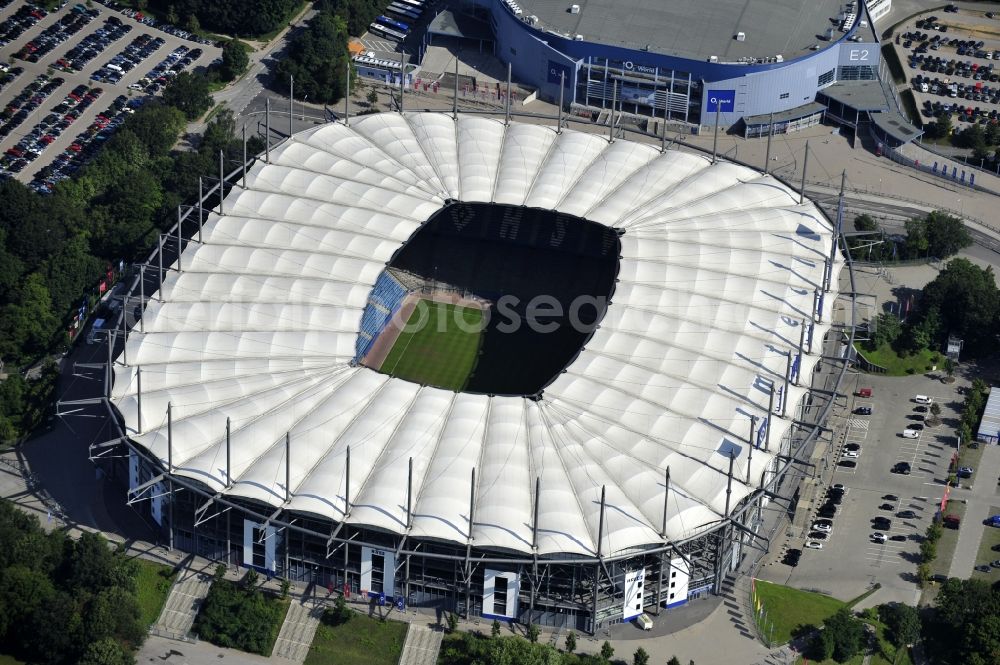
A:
[388,3,420,20]
[377,14,410,33]
[397,0,425,10]
[369,22,407,41]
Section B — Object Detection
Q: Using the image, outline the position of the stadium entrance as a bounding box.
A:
[356,202,621,396]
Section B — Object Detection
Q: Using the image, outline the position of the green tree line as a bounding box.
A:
[0,73,260,444]
[147,0,303,38]
[0,499,145,664]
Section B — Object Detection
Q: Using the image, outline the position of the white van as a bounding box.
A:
[106,64,123,73]
[634,614,653,631]
[915,395,933,404]
[902,429,920,439]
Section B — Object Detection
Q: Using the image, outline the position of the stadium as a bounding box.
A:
[99,112,846,633]
[434,0,898,135]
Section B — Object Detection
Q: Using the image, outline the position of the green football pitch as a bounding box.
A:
[380,301,484,391]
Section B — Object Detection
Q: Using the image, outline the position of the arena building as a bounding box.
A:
[441,0,894,132]
[96,112,848,633]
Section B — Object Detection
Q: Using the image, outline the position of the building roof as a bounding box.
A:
[977,387,1000,442]
[819,80,891,112]
[872,111,923,144]
[427,8,494,41]
[111,113,840,559]
[510,0,851,61]
[744,101,827,127]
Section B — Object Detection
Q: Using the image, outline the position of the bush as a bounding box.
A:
[193,579,286,655]
[322,594,353,626]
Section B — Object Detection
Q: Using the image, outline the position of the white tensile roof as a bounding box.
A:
[112,113,841,559]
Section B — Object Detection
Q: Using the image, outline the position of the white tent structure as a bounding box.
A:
[111,113,840,578]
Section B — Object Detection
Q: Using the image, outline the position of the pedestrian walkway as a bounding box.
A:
[272,599,323,662]
[948,444,1000,578]
[153,564,214,640]
[398,624,443,665]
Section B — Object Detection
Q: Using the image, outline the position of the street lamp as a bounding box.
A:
[302,94,308,121]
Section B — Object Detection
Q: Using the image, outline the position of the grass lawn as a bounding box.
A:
[135,558,177,628]
[0,655,25,665]
[931,501,966,577]
[304,613,408,665]
[754,580,845,645]
[970,505,1000,582]
[855,344,940,377]
[380,301,484,391]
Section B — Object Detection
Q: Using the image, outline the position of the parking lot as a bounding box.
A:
[896,5,1000,130]
[0,1,221,189]
[769,371,966,604]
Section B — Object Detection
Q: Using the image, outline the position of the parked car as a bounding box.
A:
[883,494,899,501]
[872,532,887,543]
[804,541,823,550]
[892,462,911,474]
[854,406,872,415]
[902,429,920,439]
[915,395,933,404]
[898,510,917,519]
[890,535,907,542]
[812,522,832,533]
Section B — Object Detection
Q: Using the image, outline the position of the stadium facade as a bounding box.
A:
[94,112,848,633]
[475,0,890,129]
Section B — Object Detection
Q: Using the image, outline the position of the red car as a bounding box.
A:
[40,135,54,144]
[68,143,81,152]
[5,147,23,157]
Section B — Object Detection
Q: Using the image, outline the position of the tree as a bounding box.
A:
[367,88,379,108]
[928,112,952,139]
[960,123,987,154]
[920,538,937,563]
[527,623,540,643]
[919,258,1000,354]
[903,216,929,258]
[854,214,878,232]
[564,630,576,653]
[633,647,650,665]
[600,641,614,661]
[667,657,681,665]
[823,608,864,662]
[161,72,213,120]
[931,401,942,417]
[78,638,135,665]
[491,619,501,638]
[185,13,201,34]
[917,562,931,586]
[272,12,352,104]
[446,612,458,633]
[871,311,902,350]
[220,39,250,81]
[923,211,972,259]
[879,603,921,648]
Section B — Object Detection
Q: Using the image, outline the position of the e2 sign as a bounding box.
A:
[705,89,735,112]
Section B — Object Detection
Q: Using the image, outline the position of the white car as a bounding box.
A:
[872,532,887,543]
[843,450,861,458]
[902,429,920,439]
[804,541,824,549]
[812,523,833,533]
[915,395,933,404]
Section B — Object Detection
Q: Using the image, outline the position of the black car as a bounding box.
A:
[992,544,1000,552]
[892,462,911,474]
[975,565,991,573]
[873,520,892,530]
[898,510,917,519]
[854,406,872,415]
[910,424,924,431]
[880,503,894,511]
[838,460,857,468]
[883,494,899,501]
[890,535,907,542]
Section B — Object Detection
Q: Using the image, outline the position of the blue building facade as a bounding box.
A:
[482,0,881,127]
